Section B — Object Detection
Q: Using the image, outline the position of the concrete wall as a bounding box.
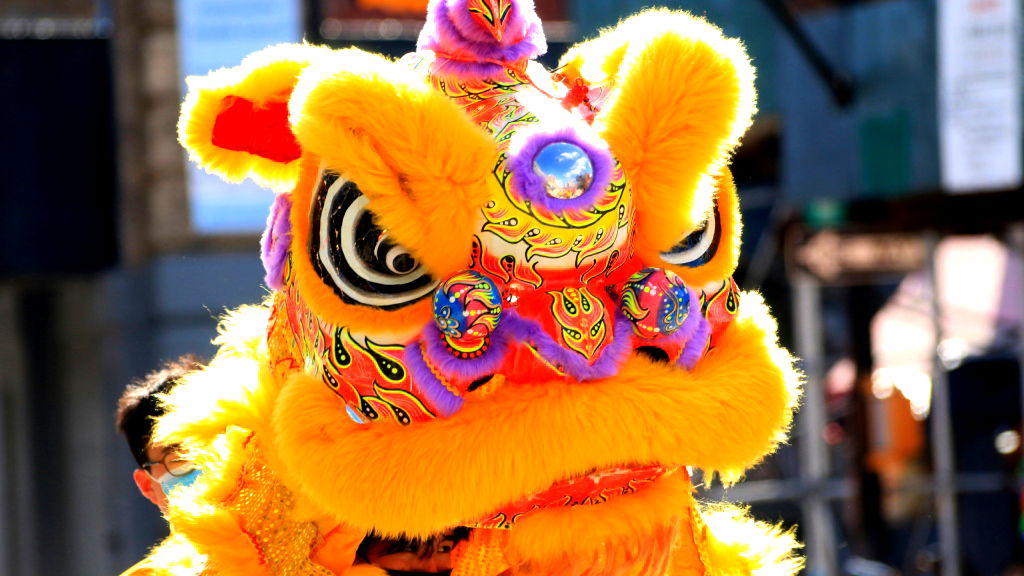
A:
[0,1,272,574]
[0,256,266,576]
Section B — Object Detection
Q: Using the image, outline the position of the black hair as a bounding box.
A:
[115,354,202,467]
[356,527,471,564]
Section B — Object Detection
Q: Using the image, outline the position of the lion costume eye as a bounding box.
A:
[309,170,438,308]
[660,203,722,268]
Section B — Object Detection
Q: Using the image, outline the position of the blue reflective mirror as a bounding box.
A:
[532,142,594,200]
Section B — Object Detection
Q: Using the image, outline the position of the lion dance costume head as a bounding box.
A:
[152,2,804,574]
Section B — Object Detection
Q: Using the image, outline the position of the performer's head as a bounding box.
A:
[116,354,203,512]
[356,528,470,575]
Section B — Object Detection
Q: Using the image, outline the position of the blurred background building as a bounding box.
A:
[1,0,1021,575]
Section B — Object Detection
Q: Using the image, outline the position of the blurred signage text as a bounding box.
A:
[789,229,927,285]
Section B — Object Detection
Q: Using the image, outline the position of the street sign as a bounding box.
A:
[938,0,1022,193]
[788,229,927,285]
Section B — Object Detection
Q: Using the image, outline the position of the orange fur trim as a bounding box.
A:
[287,154,435,335]
[122,532,207,576]
[155,356,265,448]
[561,9,757,254]
[165,431,348,576]
[700,503,804,576]
[270,292,800,536]
[310,523,364,574]
[200,427,252,504]
[503,471,693,571]
[160,428,264,576]
[155,306,313,576]
[178,43,333,192]
[288,47,497,277]
[658,167,742,288]
[155,305,274,449]
[166,496,267,576]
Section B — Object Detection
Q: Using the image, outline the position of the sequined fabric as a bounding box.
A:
[221,442,337,575]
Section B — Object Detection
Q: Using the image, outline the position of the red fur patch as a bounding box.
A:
[212,96,302,163]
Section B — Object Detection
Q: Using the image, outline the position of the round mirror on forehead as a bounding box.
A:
[532,141,594,200]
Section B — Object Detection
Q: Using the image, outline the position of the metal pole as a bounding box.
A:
[1009,224,1024,493]
[924,233,961,576]
[792,272,838,576]
[0,290,10,576]
[758,0,856,108]
[0,287,36,576]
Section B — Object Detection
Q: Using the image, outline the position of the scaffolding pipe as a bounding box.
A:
[792,272,838,576]
[758,0,855,108]
[925,233,961,576]
[1010,223,1024,496]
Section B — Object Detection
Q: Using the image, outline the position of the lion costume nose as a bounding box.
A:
[620,268,693,338]
[431,270,504,360]
[619,267,712,370]
[421,268,624,392]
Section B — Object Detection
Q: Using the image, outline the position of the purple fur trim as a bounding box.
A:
[624,285,709,369]
[418,0,546,77]
[501,311,635,381]
[427,57,509,80]
[420,10,543,63]
[421,322,511,381]
[402,342,465,418]
[260,193,292,290]
[507,125,615,214]
[677,316,711,371]
[664,286,705,344]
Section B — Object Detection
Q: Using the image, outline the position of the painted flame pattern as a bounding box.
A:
[549,286,609,360]
[279,280,435,424]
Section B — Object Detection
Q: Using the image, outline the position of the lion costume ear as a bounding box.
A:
[560,10,756,263]
[288,48,497,276]
[178,43,333,191]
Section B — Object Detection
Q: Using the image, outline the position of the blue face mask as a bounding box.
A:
[158,468,202,493]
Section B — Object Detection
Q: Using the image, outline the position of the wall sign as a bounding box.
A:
[939,0,1022,193]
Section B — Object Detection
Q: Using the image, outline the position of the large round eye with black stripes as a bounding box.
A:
[309,169,437,308]
[660,202,722,268]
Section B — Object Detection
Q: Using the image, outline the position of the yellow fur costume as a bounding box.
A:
[146,2,803,574]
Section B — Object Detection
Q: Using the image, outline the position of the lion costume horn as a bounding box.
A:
[145,1,804,574]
